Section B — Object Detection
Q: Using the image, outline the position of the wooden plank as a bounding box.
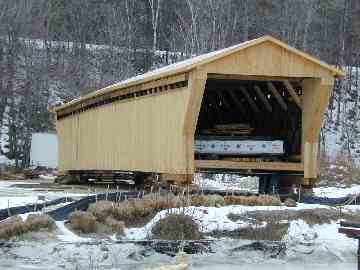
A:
[283,80,302,109]
[239,87,260,114]
[254,85,272,113]
[217,91,231,109]
[226,90,247,116]
[267,82,288,111]
[208,74,304,82]
[55,35,344,113]
[195,160,304,172]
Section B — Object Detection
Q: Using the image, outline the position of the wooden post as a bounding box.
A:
[302,77,334,185]
[183,68,207,178]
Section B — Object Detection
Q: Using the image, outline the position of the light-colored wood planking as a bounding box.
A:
[301,77,334,179]
[283,80,302,109]
[55,36,344,113]
[57,87,191,174]
[183,69,207,174]
[55,35,343,185]
[195,160,304,172]
[208,73,304,82]
[204,41,336,78]
[267,82,288,111]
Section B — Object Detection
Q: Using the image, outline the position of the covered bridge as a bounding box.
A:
[54,35,345,191]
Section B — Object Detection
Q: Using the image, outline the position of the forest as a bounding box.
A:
[0,0,359,168]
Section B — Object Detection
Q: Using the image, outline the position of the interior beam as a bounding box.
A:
[254,85,272,112]
[227,89,247,116]
[216,91,231,109]
[239,87,260,114]
[283,80,302,109]
[267,82,288,111]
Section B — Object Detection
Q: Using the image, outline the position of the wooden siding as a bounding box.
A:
[55,36,343,182]
[57,87,192,174]
[204,41,334,78]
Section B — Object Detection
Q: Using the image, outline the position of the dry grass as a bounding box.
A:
[210,222,289,241]
[111,194,183,226]
[69,211,97,233]
[319,153,360,186]
[88,201,114,222]
[228,208,360,226]
[26,214,55,231]
[284,198,297,207]
[0,214,55,239]
[224,195,282,206]
[191,194,225,207]
[151,213,202,240]
[105,216,125,236]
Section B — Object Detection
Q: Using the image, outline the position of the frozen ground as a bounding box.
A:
[0,180,91,210]
[0,180,358,269]
[194,173,259,192]
[313,185,360,198]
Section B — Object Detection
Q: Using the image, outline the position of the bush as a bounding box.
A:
[151,214,201,240]
[0,216,27,239]
[111,194,183,226]
[191,195,225,207]
[88,201,114,222]
[224,195,281,206]
[105,216,125,236]
[0,214,55,239]
[69,211,97,233]
[284,198,297,207]
[26,214,55,231]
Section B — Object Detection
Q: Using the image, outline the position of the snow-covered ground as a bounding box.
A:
[124,203,355,241]
[194,174,258,192]
[313,185,360,198]
[0,180,88,210]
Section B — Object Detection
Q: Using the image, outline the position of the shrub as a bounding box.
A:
[111,194,183,226]
[88,201,114,222]
[105,216,125,236]
[151,214,201,240]
[69,211,97,233]
[284,198,297,207]
[26,214,55,231]
[0,216,27,239]
[0,214,55,239]
[191,195,225,207]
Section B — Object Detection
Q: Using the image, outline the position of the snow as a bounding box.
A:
[55,221,90,242]
[194,174,259,192]
[39,174,57,181]
[313,185,360,198]
[125,203,329,240]
[0,196,43,210]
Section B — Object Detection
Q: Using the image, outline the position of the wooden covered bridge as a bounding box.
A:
[54,35,345,192]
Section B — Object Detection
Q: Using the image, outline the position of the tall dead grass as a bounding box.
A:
[224,195,282,206]
[0,214,55,239]
[151,213,202,240]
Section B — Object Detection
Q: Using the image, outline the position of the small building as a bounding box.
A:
[30,133,58,168]
[54,36,345,191]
